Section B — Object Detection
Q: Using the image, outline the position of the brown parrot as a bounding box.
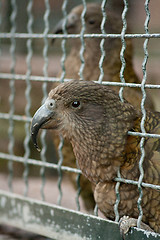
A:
[51,3,155,211]
[31,80,160,234]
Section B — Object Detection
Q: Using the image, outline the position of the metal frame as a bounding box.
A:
[0,190,160,240]
[0,0,160,239]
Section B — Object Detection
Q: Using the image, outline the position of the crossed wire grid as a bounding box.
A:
[0,0,160,229]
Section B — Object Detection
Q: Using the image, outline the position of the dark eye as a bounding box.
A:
[46,99,55,111]
[71,101,81,108]
[88,19,95,25]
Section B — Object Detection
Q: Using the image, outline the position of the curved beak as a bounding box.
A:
[51,18,65,44]
[53,18,65,35]
[52,12,78,44]
[30,103,54,151]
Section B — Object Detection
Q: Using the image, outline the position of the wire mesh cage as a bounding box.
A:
[0,0,160,239]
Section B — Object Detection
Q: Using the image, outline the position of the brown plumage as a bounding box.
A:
[31,80,160,233]
[52,3,155,211]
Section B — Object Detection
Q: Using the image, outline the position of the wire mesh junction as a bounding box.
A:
[0,0,160,238]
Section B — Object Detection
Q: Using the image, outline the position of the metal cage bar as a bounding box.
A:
[7,0,17,192]
[39,0,51,202]
[137,0,150,228]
